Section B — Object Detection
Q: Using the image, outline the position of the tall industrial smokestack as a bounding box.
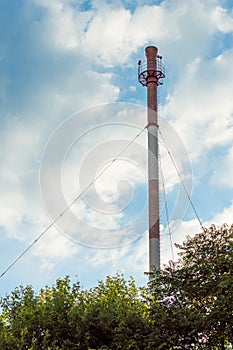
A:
[138,46,165,272]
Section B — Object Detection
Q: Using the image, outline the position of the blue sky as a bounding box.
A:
[1,0,233,294]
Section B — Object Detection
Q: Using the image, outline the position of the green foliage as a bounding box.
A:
[79,274,150,349]
[0,274,149,349]
[0,276,82,349]
[148,224,233,349]
[0,224,232,349]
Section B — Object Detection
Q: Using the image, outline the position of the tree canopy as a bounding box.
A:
[0,224,232,349]
[148,224,233,349]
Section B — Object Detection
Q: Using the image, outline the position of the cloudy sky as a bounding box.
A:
[1,0,233,294]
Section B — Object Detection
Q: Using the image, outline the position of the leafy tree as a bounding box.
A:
[148,224,233,349]
[0,224,232,349]
[0,274,149,349]
[0,276,82,349]
[77,274,150,349]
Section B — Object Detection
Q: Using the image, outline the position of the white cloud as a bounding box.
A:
[32,228,78,258]
[163,49,233,161]
[40,259,55,272]
[81,6,132,66]
[30,0,220,69]
[211,146,233,188]
[87,232,149,279]
[79,0,217,67]
[208,201,233,226]
[32,0,94,50]
[212,6,233,33]
[0,0,121,247]
[1,0,233,291]
[129,86,136,92]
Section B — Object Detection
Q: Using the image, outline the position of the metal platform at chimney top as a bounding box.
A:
[138,58,165,87]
